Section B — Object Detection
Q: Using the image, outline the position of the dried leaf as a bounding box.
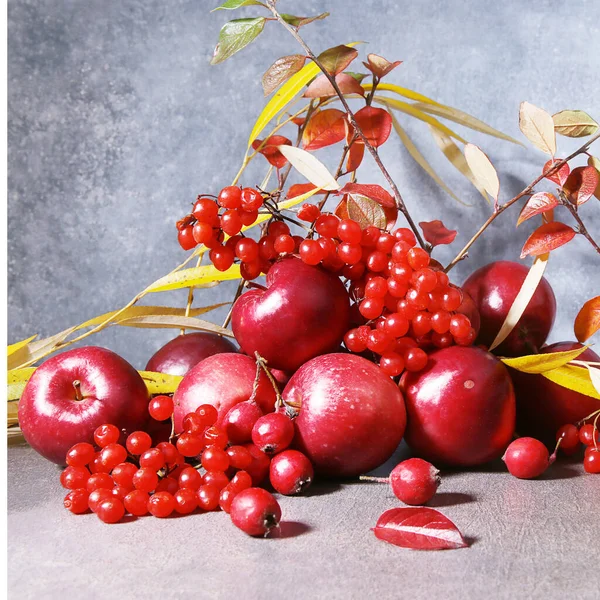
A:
[262,55,307,96]
[574,296,600,343]
[464,144,500,203]
[117,315,234,337]
[373,507,468,551]
[317,45,358,76]
[7,326,78,370]
[277,145,339,191]
[146,264,242,293]
[552,110,599,138]
[337,183,395,207]
[587,156,600,200]
[562,166,599,206]
[7,335,37,357]
[588,366,600,395]
[354,106,392,147]
[362,54,402,78]
[280,12,329,28]
[346,141,365,172]
[252,135,292,168]
[304,73,365,99]
[520,222,576,259]
[7,368,37,401]
[211,18,266,65]
[419,220,457,247]
[501,345,589,374]
[542,364,600,400]
[346,194,387,229]
[519,101,556,155]
[302,109,346,151]
[489,254,549,351]
[213,0,265,10]
[543,158,570,187]
[517,192,559,226]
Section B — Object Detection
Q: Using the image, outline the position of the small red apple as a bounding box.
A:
[18,346,150,465]
[173,353,277,432]
[145,332,237,376]
[462,260,556,356]
[510,341,600,445]
[232,257,351,372]
[401,346,515,466]
[283,353,406,477]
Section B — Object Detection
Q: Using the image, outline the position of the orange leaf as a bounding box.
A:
[520,221,576,258]
[574,296,600,343]
[362,53,402,78]
[562,166,599,205]
[302,108,347,151]
[286,183,326,199]
[354,106,392,147]
[304,73,365,98]
[543,158,570,186]
[346,141,365,172]
[251,135,292,169]
[517,192,559,226]
[317,45,358,76]
[419,220,457,247]
[337,183,395,207]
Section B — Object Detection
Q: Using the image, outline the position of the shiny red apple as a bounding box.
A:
[145,332,237,376]
[462,260,556,356]
[173,353,276,433]
[232,257,351,372]
[283,353,406,477]
[401,346,515,466]
[510,341,600,445]
[18,346,150,465]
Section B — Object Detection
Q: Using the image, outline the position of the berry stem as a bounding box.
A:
[253,352,283,407]
[577,408,600,427]
[72,380,84,402]
[359,475,389,484]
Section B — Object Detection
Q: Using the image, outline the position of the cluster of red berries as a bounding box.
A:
[555,418,600,474]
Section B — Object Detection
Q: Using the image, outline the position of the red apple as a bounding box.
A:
[145,332,237,376]
[232,257,351,372]
[462,260,556,356]
[401,346,515,466]
[173,353,277,432]
[283,353,406,477]
[510,341,600,445]
[18,346,150,465]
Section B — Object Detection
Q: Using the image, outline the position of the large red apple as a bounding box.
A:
[283,353,406,477]
[462,260,556,356]
[18,346,150,465]
[231,257,351,372]
[145,332,237,376]
[510,341,600,445]
[173,353,277,432]
[401,346,515,466]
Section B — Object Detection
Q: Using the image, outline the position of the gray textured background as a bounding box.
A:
[7,0,600,369]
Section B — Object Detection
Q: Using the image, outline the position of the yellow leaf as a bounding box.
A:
[277,145,339,190]
[519,101,556,155]
[7,335,37,357]
[541,364,600,400]
[146,264,241,294]
[390,114,469,206]
[363,82,442,106]
[501,345,589,374]
[117,315,235,337]
[489,254,549,351]
[375,96,466,143]
[248,42,359,147]
[552,110,599,138]
[7,326,77,371]
[588,156,600,201]
[138,371,183,395]
[463,143,500,202]
[7,367,37,401]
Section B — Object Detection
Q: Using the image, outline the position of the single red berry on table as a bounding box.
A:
[503,437,550,479]
[94,424,120,448]
[96,497,125,524]
[148,491,176,518]
[584,447,600,473]
[65,442,95,467]
[389,458,440,505]
[174,488,198,515]
[269,450,314,495]
[196,484,221,511]
[230,488,282,537]
[124,490,149,516]
[64,489,89,514]
[251,413,295,455]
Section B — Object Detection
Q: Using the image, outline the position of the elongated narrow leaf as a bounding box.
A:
[419,220,457,247]
[517,192,559,226]
[362,55,402,78]
[588,366,600,395]
[542,364,600,400]
[7,325,77,370]
[391,115,468,205]
[520,222,576,259]
[489,254,549,351]
[146,264,242,293]
[574,296,600,343]
[543,158,570,187]
[304,73,365,99]
[464,143,500,203]
[588,156,600,200]
[262,55,307,96]
[211,18,266,65]
[213,0,265,10]
[337,183,395,207]
[373,507,468,551]
[428,126,489,202]
[302,108,346,151]
[277,145,339,190]
[553,110,599,138]
[317,45,358,76]
[519,101,556,155]
[363,82,441,107]
[7,335,37,357]
[117,315,234,337]
[563,166,599,206]
[501,345,589,374]
[280,12,329,28]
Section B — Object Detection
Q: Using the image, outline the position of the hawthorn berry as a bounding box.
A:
[503,438,550,479]
[389,458,440,505]
[269,450,314,495]
[230,488,282,537]
[251,413,295,455]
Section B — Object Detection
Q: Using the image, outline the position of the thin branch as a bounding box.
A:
[559,192,600,254]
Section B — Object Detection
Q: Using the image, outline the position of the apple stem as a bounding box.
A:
[246,282,267,292]
[72,380,84,402]
[359,475,389,484]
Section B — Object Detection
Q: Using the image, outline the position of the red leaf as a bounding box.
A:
[362,53,402,78]
[520,221,576,258]
[373,507,468,551]
[262,54,307,96]
[317,44,358,76]
[302,108,347,151]
[354,106,392,147]
[337,183,395,208]
[419,220,457,246]
[304,73,365,99]
[574,296,600,343]
[517,192,559,226]
[292,116,306,127]
[251,135,292,169]
[381,205,398,231]
[346,141,365,172]
[286,183,326,199]
[543,159,570,186]
[562,166,599,205]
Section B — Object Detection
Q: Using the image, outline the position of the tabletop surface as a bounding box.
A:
[8,442,599,600]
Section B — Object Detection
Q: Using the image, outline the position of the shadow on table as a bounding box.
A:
[428,492,476,507]
[274,521,312,539]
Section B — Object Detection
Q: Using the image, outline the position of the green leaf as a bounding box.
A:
[211,17,266,65]
[553,110,599,138]
[501,345,589,373]
[280,13,329,28]
[317,45,358,76]
[213,0,266,10]
[345,72,368,83]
